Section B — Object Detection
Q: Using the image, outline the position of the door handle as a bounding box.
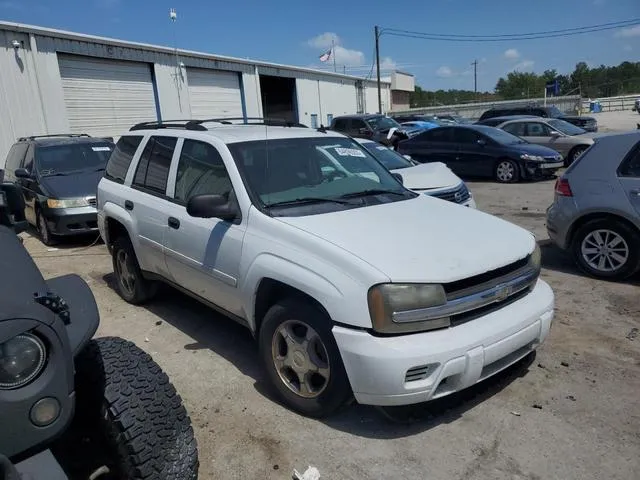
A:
[631,190,640,197]
[168,217,180,229]
[124,200,134,211]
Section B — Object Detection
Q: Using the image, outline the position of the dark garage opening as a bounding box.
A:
[259,75,298,123]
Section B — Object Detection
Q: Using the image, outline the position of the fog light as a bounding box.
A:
[30,397,60,427]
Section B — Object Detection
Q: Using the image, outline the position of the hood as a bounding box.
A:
[391,162,461,190]
[511,142,561,157]
[277,195,535,283]
[39,170,103,198]
[560,115,595,122]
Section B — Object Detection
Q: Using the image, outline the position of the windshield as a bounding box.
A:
[365,116,401,131]
[359,142,414,170]
[477,126,527,145]
[228,137,411,213]
[36,142,113,175]
[548,119,586,136]
[547,106,564,118]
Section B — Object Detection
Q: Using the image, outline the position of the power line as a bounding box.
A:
[381,19,640,42]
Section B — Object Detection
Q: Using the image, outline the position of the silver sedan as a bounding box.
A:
[497,117,595,166]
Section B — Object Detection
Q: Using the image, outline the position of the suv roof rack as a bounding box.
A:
[17,133,91,141]
[129,117,307,132]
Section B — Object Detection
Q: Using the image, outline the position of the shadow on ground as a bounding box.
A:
[22,226,103,250]
[103,273,540,439]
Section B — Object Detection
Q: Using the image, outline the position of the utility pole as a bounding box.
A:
[332,37,337,73]
[471,59,478,99]
[374,25,382,114]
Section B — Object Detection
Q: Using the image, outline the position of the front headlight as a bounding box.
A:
[530,243,542,271]
[368,284,448,334]
[47,197,90,209]
[520,153,545,162]
[0,333,47,389]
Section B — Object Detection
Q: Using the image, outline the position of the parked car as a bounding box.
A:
[436,114,472,124]
[97,118,553,418]
[497,117,595,166]
[0,192,198,479]
[476,115,538,127]
[479,105,598,132]
[354,138,476,208]
[634,98,640,114]
[397,125,565,183]
[329,114,408,147]
[401,120,440,131]
[2,134,115,245]
[393,114,447,126]
[547,131,640,280]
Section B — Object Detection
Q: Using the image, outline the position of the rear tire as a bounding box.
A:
[495,159,520,183]
[112,236,157,304]
[258,298,352,418]
[571,218,640,280]
[73,337,199,480]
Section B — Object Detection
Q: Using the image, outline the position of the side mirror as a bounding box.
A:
[403,154,412,161]
[391,172,404,184]
[14,168,31,179]
[187,194,238,221]
[476,139,487,147]
[550,131,561,137]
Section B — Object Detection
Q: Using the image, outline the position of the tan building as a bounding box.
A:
[383,71,415,111]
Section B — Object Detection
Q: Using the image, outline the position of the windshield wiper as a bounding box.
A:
[266,197,355,208]
[93,167,106,172]
[339,189,406,199]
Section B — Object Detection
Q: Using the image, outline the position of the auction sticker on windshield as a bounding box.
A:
[334,147,366,158]
[92,146,112,152]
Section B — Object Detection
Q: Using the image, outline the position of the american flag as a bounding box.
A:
[319,48,332,62]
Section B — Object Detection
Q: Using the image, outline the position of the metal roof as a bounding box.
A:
[0,21,391,85]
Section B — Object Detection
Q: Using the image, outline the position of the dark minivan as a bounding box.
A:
[3,134,114,245]
[397,125,564,183]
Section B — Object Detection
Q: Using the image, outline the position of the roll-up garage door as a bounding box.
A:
[186,68,243,119]
[58,55,158,138]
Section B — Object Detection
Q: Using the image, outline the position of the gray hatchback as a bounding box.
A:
[546,131,640,280]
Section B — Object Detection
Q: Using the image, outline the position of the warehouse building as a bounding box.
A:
[0,21,393,164]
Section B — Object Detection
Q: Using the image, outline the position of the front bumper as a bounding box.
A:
[525,160,564,178]
[43,206,98,236]
[333,279,554,406]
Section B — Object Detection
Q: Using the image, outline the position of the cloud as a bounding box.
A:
[306,32,340,49]
[615,25,640,38]
[332,45,365,66]
[380,57,396,70]
[504,48,520,61]
[514,60,535,71]
[436,66,454,78]
[623,44,633,52]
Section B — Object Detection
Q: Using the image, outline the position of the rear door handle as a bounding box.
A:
[124,200,134,211]
[168,217,180,229]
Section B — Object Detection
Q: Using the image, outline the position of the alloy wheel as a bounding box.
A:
[115,250,136,296]
[271,320,330,399]
[581,229,629,273]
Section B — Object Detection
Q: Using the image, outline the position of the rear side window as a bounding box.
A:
[619,142,640,177]
[106,136,143,184]
[503,122,526,136]
[133,136,177,194]
[333,118,348,130]
[4,143,28,171]
[453,128,481,144]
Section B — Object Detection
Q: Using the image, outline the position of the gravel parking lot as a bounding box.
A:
[21,171,639,480]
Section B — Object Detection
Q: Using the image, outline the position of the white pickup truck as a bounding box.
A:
[97,119,554,418]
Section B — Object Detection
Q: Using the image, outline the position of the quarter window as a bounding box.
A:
[133,136,177,194]
[619,143,640,177]
[174,140,232,203]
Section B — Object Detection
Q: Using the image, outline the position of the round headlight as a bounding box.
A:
[0,333,47,389]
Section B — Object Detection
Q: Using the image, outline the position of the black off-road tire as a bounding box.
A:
[571,218,640,281]
[74,337,198,480]
[112,236,157,304]
[258,298,353,418]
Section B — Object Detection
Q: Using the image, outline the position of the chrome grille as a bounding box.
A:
[427,183,470,204]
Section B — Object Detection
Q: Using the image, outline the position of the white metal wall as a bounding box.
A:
[58,55,158,138]
[186,68,243,119]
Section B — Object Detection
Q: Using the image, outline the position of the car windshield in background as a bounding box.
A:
[478,126,527,145]
[547,106,564,118]
[548,119,586,136]
[366,116,401,131]
[360,142,414,170]
[228,137,410,212]
[36,142,113,175]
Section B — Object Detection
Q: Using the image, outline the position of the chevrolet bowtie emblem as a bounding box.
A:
[494,284,512,302]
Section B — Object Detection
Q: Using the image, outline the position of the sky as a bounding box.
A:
[1,0,639,92]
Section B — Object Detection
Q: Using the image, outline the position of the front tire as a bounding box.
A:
[112,236,157,304]
[258,298,352,418]
[566,145,588,167]
[73,337,199,480]
[571,218,640,280]
[37,210,56,246]
[495,159,520,183]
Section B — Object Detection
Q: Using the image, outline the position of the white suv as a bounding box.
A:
[97,119,554,418]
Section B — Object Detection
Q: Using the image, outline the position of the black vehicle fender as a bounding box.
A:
[46,275,100,356]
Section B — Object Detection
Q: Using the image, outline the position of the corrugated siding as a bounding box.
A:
[58,54,158,137]
[186,68,242,119]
